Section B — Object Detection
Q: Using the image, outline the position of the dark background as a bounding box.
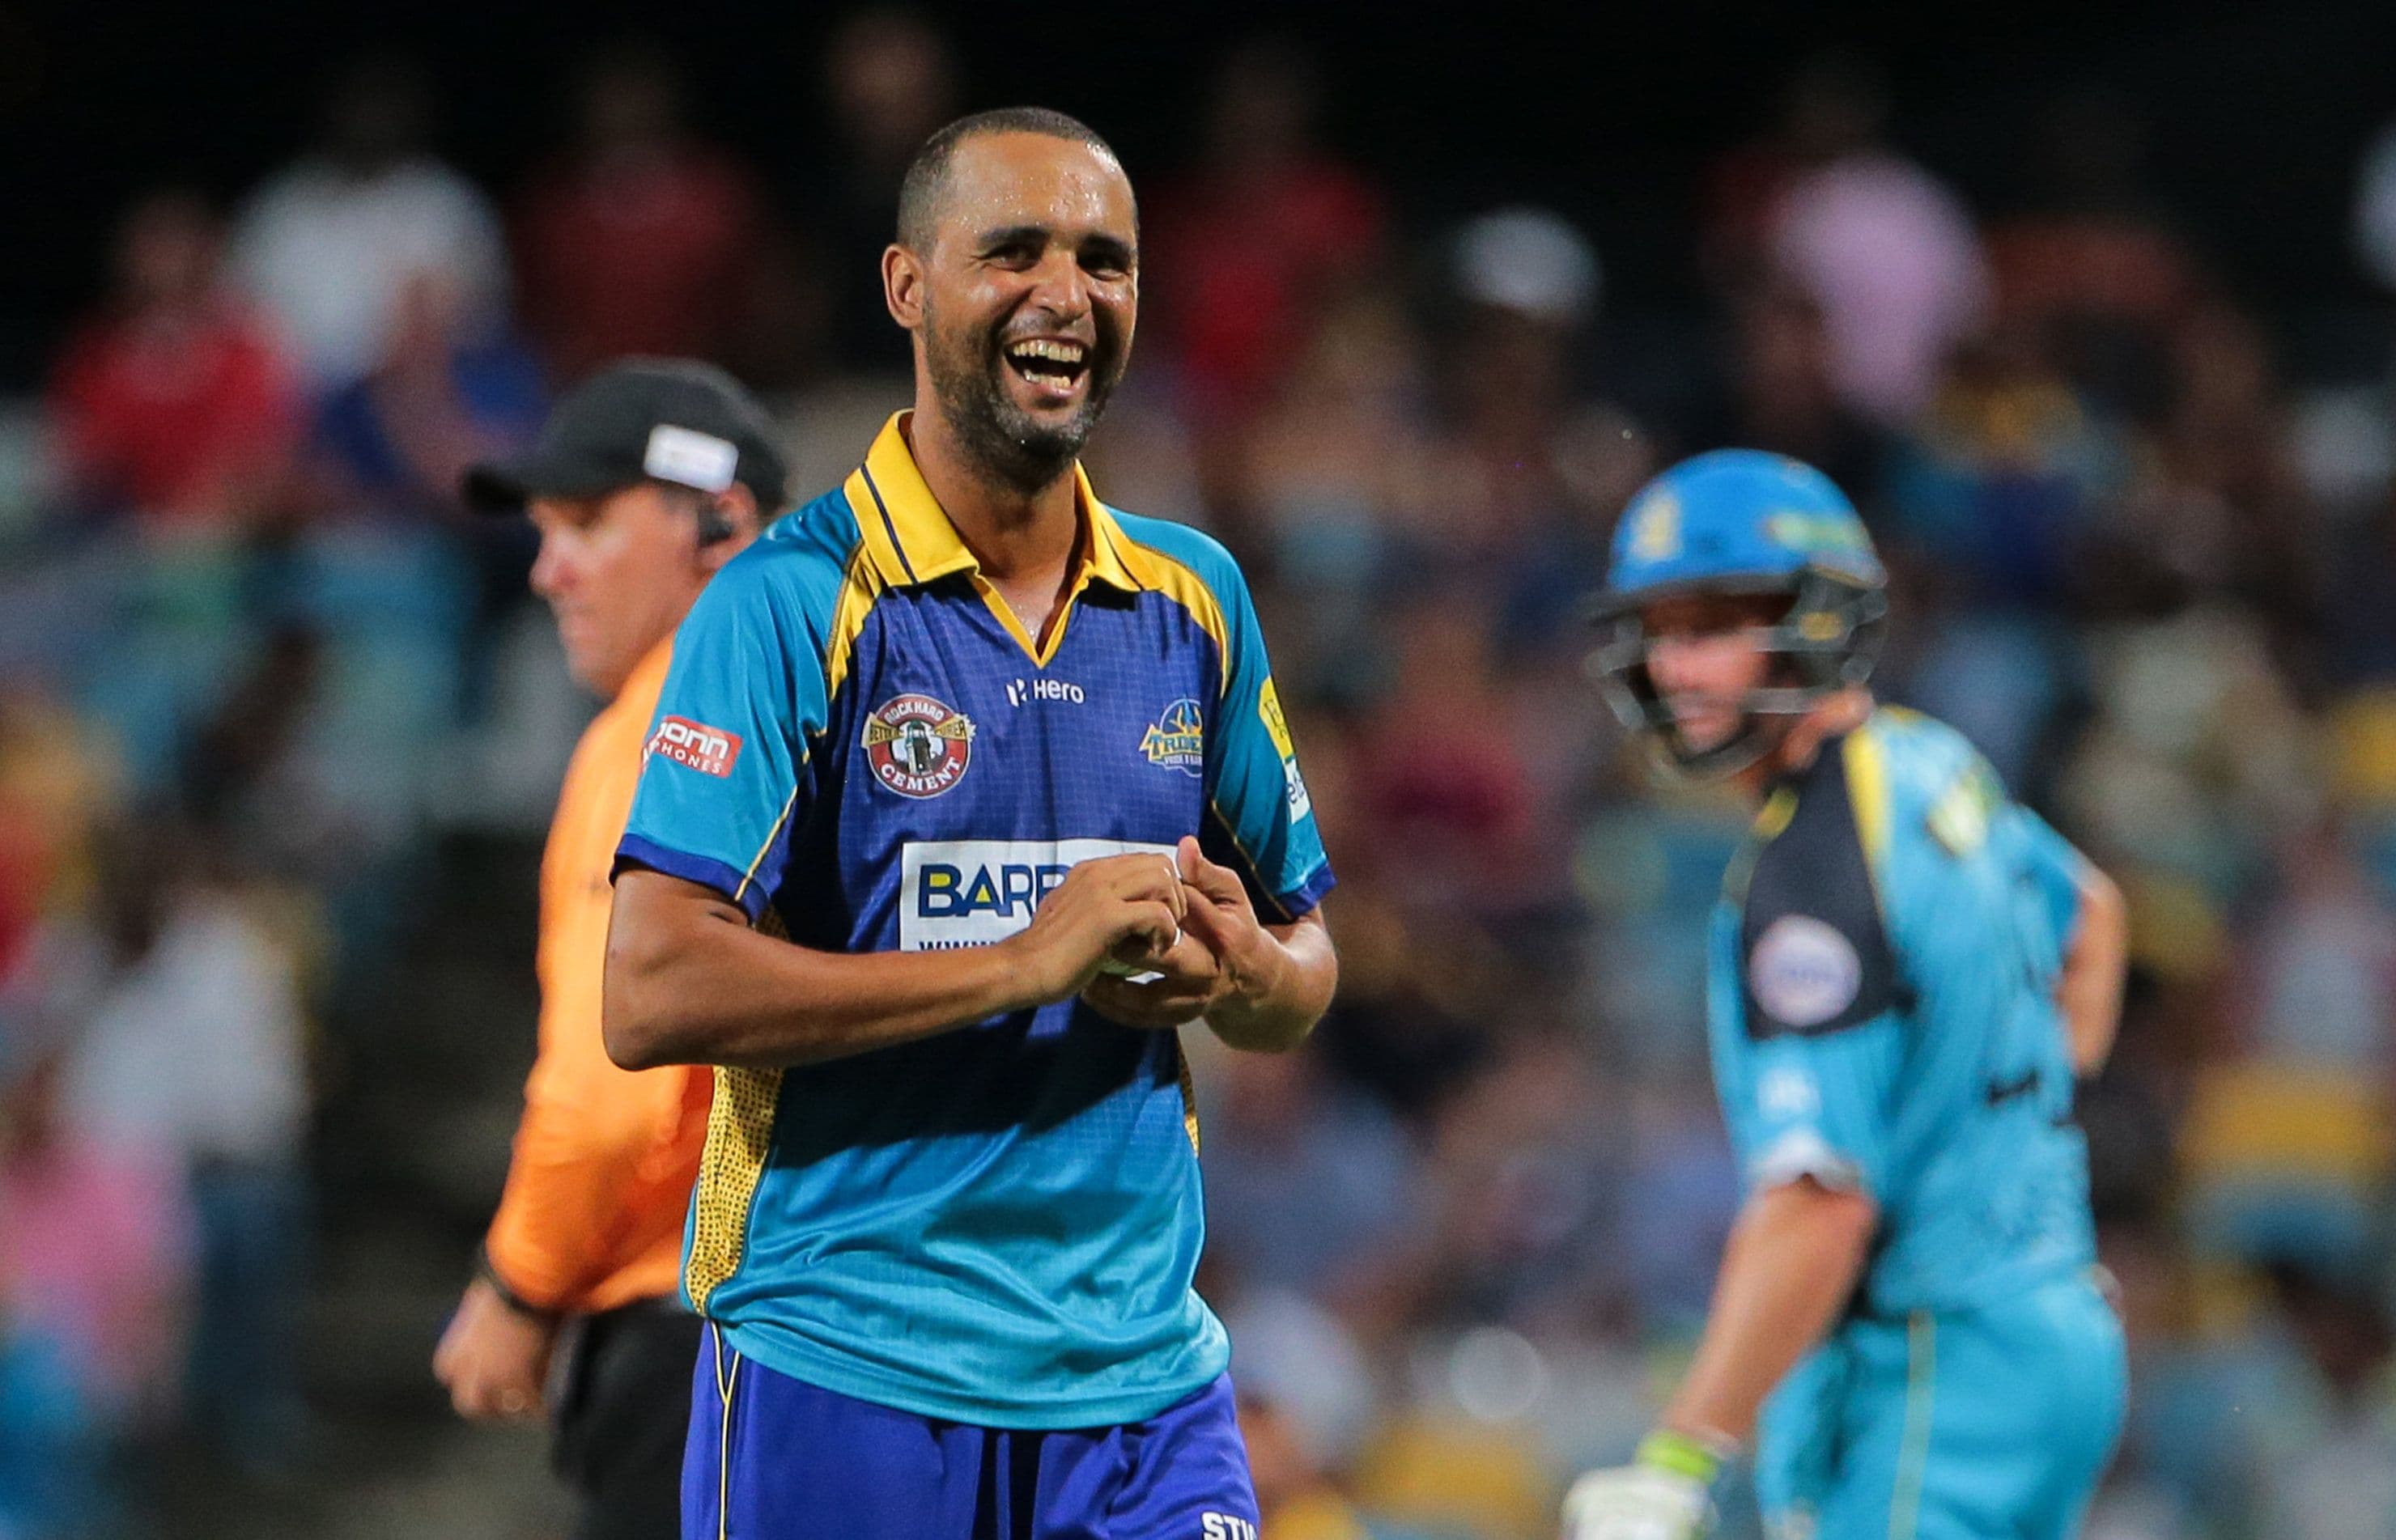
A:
[7,0,2394,386]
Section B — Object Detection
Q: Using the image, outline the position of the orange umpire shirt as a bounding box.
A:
[484,638,712,1314]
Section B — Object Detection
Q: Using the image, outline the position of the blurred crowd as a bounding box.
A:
[3,13,2396,1540]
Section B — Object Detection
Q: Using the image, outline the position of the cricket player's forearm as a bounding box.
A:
[1205,910,1337,1053]
[2058,866,2128,1077]
[1662,1177,1876,1445]
[604,871,1045,1071]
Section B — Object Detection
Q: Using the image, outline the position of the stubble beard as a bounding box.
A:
[923,305,1123,497]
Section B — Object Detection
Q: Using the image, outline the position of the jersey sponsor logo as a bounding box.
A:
[1141,698,1206,775]
[648,715,742,777]
[1283,757,1314,821]
[1759,1064,1823,1120]
[863,693,975,799]
[1258,677,1294,757]
[1927,766,1998,856]
[1200,1517,1258,1540]
[1765,510,1874,557]
[1259,675,1315,820]
[899,838,1174,951]
[1748,914,1862,1029]
[1005,677,1086,707]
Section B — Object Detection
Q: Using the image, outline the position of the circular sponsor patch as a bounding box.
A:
[1748,914,1861,1029]
[862,693,975,799]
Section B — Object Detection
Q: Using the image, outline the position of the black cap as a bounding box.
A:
[463,358,792,516]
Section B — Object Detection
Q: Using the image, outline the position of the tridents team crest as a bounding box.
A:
[864,693,975,798]
[1141,698,1205,775]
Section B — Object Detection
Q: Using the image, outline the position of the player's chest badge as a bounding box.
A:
[864,692,975,798]
[1140,698,1206,776]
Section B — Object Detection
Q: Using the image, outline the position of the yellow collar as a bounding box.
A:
[848,412,1147,596]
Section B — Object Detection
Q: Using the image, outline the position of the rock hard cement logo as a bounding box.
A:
[648,716,742,778]
[1140,698,1205,776]
[863,693,975,798]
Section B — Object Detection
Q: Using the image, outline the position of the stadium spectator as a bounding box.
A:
[513,48,771,382]
[231,58,508,392]
[1145,37,1387,428]
[1430,207,1648,664]
[1224,1293,1399,1540]
[308,270,548,525]
[14,27,2396,1540]
[0,1300,93,1540]
[1982,88,2200,424]
[1352,594,1551,918]
[1231,285,1433,700]
[2351,108,2396,296]
[56,821,313,1474]
[802,8,960,374]
[2247,1262,2396,1540]
[1689,282,1890,510]
[2239,821,2396,1075]
[47,192,300,532]
[1196,1042,1420,1306]
[1763,56,1991,426]
[0,1039,192,1462]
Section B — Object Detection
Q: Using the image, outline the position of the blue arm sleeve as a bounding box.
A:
[1200,560,1335,922]
[2014,808,2092,957]
[1724,1013,1905,1199]
[615,554,828,923]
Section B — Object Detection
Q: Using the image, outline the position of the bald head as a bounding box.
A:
[896,106,1125,252]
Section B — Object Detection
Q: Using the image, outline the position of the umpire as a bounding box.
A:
[433,359,789,1538]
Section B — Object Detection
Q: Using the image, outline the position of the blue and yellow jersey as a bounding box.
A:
[1706,707,2096,1314]
[614,414,1334,1428]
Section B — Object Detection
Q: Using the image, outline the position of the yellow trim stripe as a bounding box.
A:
[713,1326,739,1540]
[823,543,884,701]
[1117,542,1233,698]
[1175,1034,1201,1155]
[730,789,799,913]
[1724,785,1799,903]
[1889,1311,1937,1540]
[1206,799,1310,925]
[1843,723,1893,869]
[1076,465,1145,592]
[724,537,873,916]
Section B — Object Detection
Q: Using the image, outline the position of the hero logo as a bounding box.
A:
[1200,1517,1258,1540]
[1005,677,1085,707]
[900,838,1174,951]
[647,715,741,778]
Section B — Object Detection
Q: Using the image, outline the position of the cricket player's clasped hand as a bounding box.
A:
[1007,851,1188,1003]
[1081,837,1277,1032]
[1561,1432,1722,1540]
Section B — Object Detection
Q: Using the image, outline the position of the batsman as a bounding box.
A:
[1563,452,2130,1540]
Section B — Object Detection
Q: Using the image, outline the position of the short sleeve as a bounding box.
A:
[1731,1019,1905,1198]
[615,557,827,922]
[1722,770,1908,1197]
[1200,561,1334,922]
